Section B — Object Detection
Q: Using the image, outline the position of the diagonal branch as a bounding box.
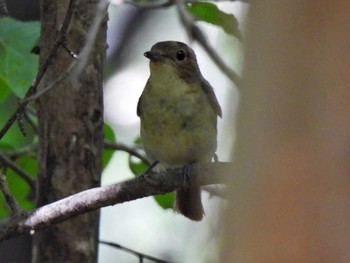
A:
[104,141,149,164]
[175,0,241,86]
[0,151,36,190]
[0,173,25,217]
[4,144,37,159]
[0,0,78,140]
[0,162,231,242]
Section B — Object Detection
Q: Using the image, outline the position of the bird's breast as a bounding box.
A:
[139,67,217,166]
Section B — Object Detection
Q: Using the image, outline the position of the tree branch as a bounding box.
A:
[176,0,241,86]
[0,173,25,217]
[104,141,149,164]
[100,240,172,263]
[0,0,78,140]
[0,151,36,190]
[0,162,230,242]
[5,144,38,160]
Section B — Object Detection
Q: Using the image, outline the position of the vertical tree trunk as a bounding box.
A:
[223,1,350,262]
[34,0,106,262]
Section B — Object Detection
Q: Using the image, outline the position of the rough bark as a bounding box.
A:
[34,0,106,262]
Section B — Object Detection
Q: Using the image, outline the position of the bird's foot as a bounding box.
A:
[182,163,195,188]
[213,153,219,162]
[144,160,159,175]
[142,161,160,186]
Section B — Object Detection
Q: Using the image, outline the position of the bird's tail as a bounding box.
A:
[175,186,204,221]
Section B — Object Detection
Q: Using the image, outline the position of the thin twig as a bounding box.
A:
[22,0,109,101]
[70,0,109,86]
[175,0,241,86]
[22,108,39,135]
[104,141,149,164]
[61,36,78,58]
[0,0,78,140]
[5,144,38,159]
[16,112,27,136]
[0,173,25,217]
[22,69,71,102]
[0,152,36,190]
[100,240,172,263]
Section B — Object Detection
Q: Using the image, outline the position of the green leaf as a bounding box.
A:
[128,136,148,176]
[133,136,142,145]
[0,77,11,103]
[102,124,116,168]
[0,17,40,98]
[0,195,10,218]
[129,159,148,176]
[187,2,242,39]
[154,192,175,210]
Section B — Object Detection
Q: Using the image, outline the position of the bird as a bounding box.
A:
[137,41,222,221]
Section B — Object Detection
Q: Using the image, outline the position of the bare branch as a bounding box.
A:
[22,108,39,135]
[4,144,37,159]
[104,141,149,164]
[61,36,78,58]
[0,162,231,242]
[0,0,78,140]
[175,0,241,86]
[70,0,109,85]
[0,152,36,190]
[0,173,25,217]
[22,0,109,102]
[100,240,172,263]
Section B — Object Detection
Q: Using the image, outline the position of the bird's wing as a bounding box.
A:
[201,79,222,118]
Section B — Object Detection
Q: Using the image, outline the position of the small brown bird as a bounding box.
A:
[137,41,222,221]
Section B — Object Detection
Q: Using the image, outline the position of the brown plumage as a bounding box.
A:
[137,41,222,221]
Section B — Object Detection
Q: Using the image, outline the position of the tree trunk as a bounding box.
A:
[33,0,106,262]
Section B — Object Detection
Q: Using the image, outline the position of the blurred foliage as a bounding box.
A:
[0,18,40,218]
[0,97,36,150]
[154,192,174,210]
[0,96,37,218]
[188,2,242,39]
[0,156,37,218]
[129,137,148,176]
[0,17,40,98]
[103,124,115,168]
[0,18,119,219]
[129,158,149,176]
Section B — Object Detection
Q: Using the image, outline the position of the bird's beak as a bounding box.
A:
[144,51,162,62]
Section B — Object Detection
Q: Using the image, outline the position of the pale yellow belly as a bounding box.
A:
[140,90,217,167]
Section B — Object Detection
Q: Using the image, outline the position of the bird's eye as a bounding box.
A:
[176,50,186,61]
